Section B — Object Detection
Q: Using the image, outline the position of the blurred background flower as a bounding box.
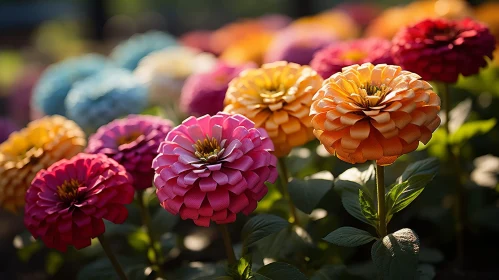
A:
[392,18,496,83]
[0,116,85,213]
[86,114,173,190]
[0,118,18,143]
[65,68,148,132]
[110,30,177,70]
[180,62,255,117]
[311,37,393,79]
[134,46,217,111]
[31,54,109,117]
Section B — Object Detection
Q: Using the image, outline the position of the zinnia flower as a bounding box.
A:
[310,63,441,165]
[291,10,360,40]
[224,61,323,157]
[32,54,109,116]
[366,0,472,39]
[86,115,173,190]
[65,68,149,132]
[134,46,217,108]
[152,113,278,226]
[221,31,275,65]
[180,62,255,117]
[391,18,496,83]
[264,27,336,65]
[24,153,135,252]
[0,116,86,212]
[180,30,215,54]
[311,38,393,79]
[110,31,177,70]
[0,118,18,143]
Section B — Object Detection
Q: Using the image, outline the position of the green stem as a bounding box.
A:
[375,164,387,238]
[137,190,165,279]
[441,83,465,266]
[98,235,128,280]
[277,157,300,225]
[219,224,237,266]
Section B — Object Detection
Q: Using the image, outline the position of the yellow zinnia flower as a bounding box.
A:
[224,61,323,157]
[0,115,86,212]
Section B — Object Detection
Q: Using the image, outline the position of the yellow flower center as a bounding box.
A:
[193,136,225,163]
[56,179,81,203]
[353,82,392,108]
[341,50,367,61]
[117,132,142,146]
[260,85,287,104]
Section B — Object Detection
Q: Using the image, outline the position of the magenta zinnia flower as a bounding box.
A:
[391,18,496,83]
[86,115,173,190]
[180,62,255,117]
[24,153,134,252]
[311,38,393,79]
[152,113,278,227]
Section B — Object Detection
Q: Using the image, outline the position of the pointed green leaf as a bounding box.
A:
[359,189,377,224]
[242,214,289,249]
[397,158,439,184]
[323,226,376,247]
[371,228,420,280]
[253,262,307,280]
[387,174,434,216]
[449,118,496,145]
[288,177,333,214]
[335,165,377,226]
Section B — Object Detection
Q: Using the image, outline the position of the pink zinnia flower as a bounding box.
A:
[152,113,278,227]
[311,38,393,79]
[180,62,255,117]
[391,18,496,83]
[86,115,173,190]
[24,153,134,252]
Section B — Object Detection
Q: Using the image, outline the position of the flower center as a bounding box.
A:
[56,179,81,203]
[429,26,457,42]
[341,50,367,61]
[354,82,392,108]
[193,136,225,163]
[260,85,286,104]
[117,131,142,146]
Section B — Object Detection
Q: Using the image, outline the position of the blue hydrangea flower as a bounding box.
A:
[110,31,177,70]
[32,54,109,116]
[65,69,148,132]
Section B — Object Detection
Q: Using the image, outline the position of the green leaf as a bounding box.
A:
[371,228,420,280]
[255,226,312,259]
[449,118,496,145]
[141,106,167,117]
[359,189,377,224]
[253,262,307,280]
[336,165,377,226]
[236,255,252,280]
[242,214,289,249]
[447,98,472,133]
[288,177,332,214]
[397,158,439,184]
[45,251,64,275]
[128,228,150,251]
[387,175,434,216]
[323,227,376,247]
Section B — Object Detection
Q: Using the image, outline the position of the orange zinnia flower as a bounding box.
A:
[224,61,323,157]
[310,63,441,165]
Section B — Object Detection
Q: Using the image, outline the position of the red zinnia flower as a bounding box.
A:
[86,115,173,190]
[311,38,393,79]
[391,18,496,83]
[152,113,278,227]
[24,153,134,252]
